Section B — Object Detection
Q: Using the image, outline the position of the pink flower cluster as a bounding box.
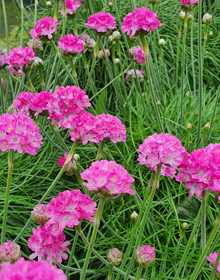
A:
[58,34,84,56]
[137,133,187,178]
[30,17,59,40]
[0,258,67,280]
[176,144,220,199]
[180,0,200,3]
[0,52,7,69]
[129,46,146,64]
[135,245,155,268]
[60,0,81,16]
[45,189,97,235]
[0,240,21,265]
[7,46,36,74]
[48,85,91,128]
[81,160,135,198]
[31,203,50,225]
[84,11,117,34]
[122,7,162,36]
[206,253,220,277]
[0,112,43,155]
[28,225,70,263]
[126,69,144,82]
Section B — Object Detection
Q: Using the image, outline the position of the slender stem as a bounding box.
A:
[34,0,37,24]
[66,232,79,277]
[20,0,24,45]
[69,58,79,86]
[201,190,208,252]
[96,141,105,160]
[54,0,59,19]
[72,18,77,35]
[135,266,143,280]
[81,52,88,70]
[80,198,106,280]
[87,0,94,14]
[61,0,67,36]
[39,68,45,90]
[190,16,196,94]
[175,21,183,94]
[202,24,208,65]
[13,141,77,242]
[25,72,35,93]
[1,150,14,243]
[107,265,113,280]
[1,0,9,52]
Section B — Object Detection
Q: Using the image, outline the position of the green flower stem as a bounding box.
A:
[196,0,203,147]
[1,0,9,52]
[80,198,106,280]
[190,16,196,94]
[87,0,94,14]
[54,0,59,19]
[39,68,45,90]
[72,18,77,35]
[0,74,5,113]
[174,206,202,279]
[201,190,209,252]
[124,167,161,280]
[14,141,77,243]
[180,13,188,129]
[1,150,14,243]
[25,72,35,93]
[47,120,69,151]
[140,35,164,132]
[210,246,220,280]
[202,25,208,65]
[107,265,113,280]
[20,0,24,45]
[96,141,105,160]
[135,266,143,280]
[66,232,79,277]
[175,21,183,94]
[61,0,67,36]
[69,58,79,86]
[189,214,220,280]
[81,52,88,70]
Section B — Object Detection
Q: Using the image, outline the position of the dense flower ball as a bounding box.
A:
[28,225,70,263]
[0,111,43,155]
[96,114,126,143]
[45,189,97,235]
[206,253,220,278]
[135,245,155,268]
[126,69,144,82]
[7,46,36,74]
[31,204,50,225]
[121,7,162,37]
[57,152,78,175]
[60,0,81,16]
[58,34,84,56]
[31,91,52,116]
[81,160,136,199]
[0,240,21,265]
[84,11,117,34]
[30,17,59,41]
[14,91,34,115]
[137,133,187,178]
[27,38,43,52]
[129,46,145,64]
[0,52,7,69]
[107,248,123,266]
[0,257,67,280]
[78,34,96,51]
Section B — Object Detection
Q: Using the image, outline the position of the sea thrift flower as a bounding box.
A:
[57,152,78,175]
[137,133,187,178]
[129,46,146,64]
[81,160,136,199]
[121,7,162,37]
[28,225,70,263]
[0,257,68,280]
[31,204,50,225]
[60,0,81,16]
[78,34,96,51]
[27,38,43,52]
[206,253,220,278]
[0,52,7,69]
[45,189,97,235]
[107,248,123,266]
[30,17,59,41]
[31,91,52,116]
[14,91,34,115]
[0,111,43,155]
[1,78,5,85]
[159,38,166,46]
[203,13,212,25]
[84,11,117,35]
[98,49,110,60]
[58,34,84,57]
[48,85,91,128]
[7,46,37,73]
[135,245,155,268]
[0,240,21,265]
[96,114,126,143]
[126,69,144,82]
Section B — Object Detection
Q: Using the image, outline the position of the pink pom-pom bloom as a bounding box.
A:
[7,46,37,74]
[96,114,126,143]
[137,133,187,178]
[28,225,70,264]
[14,91,34,115]
[107,248,123,266]
[0,240,21,265]
[206,253,220,278]
[129,46,146,64]
[58,34,84,56]
[84,11,117,35]
[0,52,7,69]
[135,245,155,268]
[0,257,67,280]
[126,69,144,82]
[31,91,52,116]
[31,204,50,225]
[0,111,43,155]
[30,17,59,41]
[122,7,162,37]
[45,189,97,235]
[60,0,81,16]
[81,160,136,199]
[48,85,91,128]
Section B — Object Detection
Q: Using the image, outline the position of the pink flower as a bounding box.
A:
[60,0,81,15]
[57,152,78,175]
[1,78,5,85]
[96,114,126,143]
[31,91,52,116]
[58,152,75,169]
[45,189,97,235]
[0,111,43,155]
[28,225,70,264]
[137,133,187,178]
[7,46,37,74]
[0,240,21,265]
[129,46,146,64]
[31,204,50,226]
[69,111,103,145]
[58,34,84,56]
[84,11,117,34]
[135,245,155,268]
[126,69,144,82]
[107,248,123,266]
[0,52,7,69]
[0,257,68,280]
[48,85,91,128]
[30,17,59,40]
[121,7,162,37]
[81,160,136,198]
[206,253,220,277]
[180,0,202,3]
[14,91,34,115]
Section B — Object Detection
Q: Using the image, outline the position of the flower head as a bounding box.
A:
[31,204,50,226]
[206,253,220,278]
[78,34,96,51]
[14,91,34,115]
[58,152,78,175]
[31,91,52,116]
[0,240,21,265]
[129,46,146,64]
[81,160,135,199]
[121,7,162,37]
[126,69,144,82]
[58,34,84,56]
[135,245,155,268]
[60,0,81,16]
[137,133,187,178]
[107,248,123,266]
[27,38,43,52]
[0,52,7,69]
[30,17,59,41]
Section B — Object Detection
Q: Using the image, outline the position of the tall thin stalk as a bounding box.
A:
[135,266,143,280]
[201,190,209,252]
[1,0,9,52]
[175,21,183,94]
[20,0,24,45]
[61,0,67,36]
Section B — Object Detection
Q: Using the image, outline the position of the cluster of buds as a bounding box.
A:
[159,38,166,47]
[203,13,212,25]
[0,241,21,266]
[108,31,121,45]
[31,203,50,225]
[135,245,155,268]
[107,248,123,266]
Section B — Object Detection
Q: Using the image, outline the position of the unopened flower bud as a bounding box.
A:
[33,57,43,68]
[157,100,161,106]
[115,228,119,234]
[179,11,186,21]
[209,31,213,36]
[135,245,155,268]
[185,91,190,97]
[130,211,138,221]
[46,1,52,8]
[114,58,120,65]
[0,240,21,265]
[31,203,49,225]
[108,2,114,8]
[187,123,192,130]
[98,49,110,60]
[159,38,166,46]
[204,122,210,131]
[182,222,189,230]
[74,154,80,161]
[108,31,121,44]
[107,248,123,266]
[188,14,194,20]
[203,13,212,25]
[27,38,43,52]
